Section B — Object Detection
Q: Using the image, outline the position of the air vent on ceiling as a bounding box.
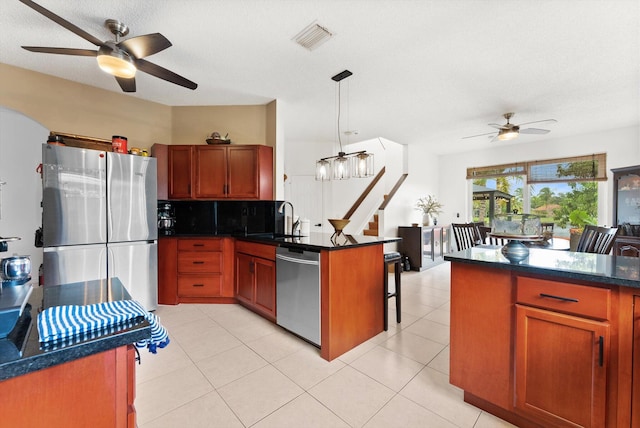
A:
[293,22,333,51]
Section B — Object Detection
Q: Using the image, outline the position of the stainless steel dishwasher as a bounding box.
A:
[276,247,321,346]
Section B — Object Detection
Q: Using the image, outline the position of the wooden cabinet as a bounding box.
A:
[1,345,137,427]
[449,264,513,409]
[157,237,235,304]
[449,263,628,427]
[235,240,276,321]
[159,144,273,200]
[397,225,450,270]
[634,295,640,427]
[168,145,193,199]
[514,306,608,427]
[612,165,640,256]
[514,277,610,427]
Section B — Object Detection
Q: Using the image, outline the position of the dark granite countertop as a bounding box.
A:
[0,278,150,381]
[236,232,401,251]
[445,245,640,289]
[159,231,401,251]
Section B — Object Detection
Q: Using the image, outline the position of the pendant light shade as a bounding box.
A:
[315,159,331,181]
[333,154,351,180]
[352,152,374,178]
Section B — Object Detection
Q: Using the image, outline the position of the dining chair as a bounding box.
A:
[452,223,481,251]
[541,222,555,233]
[575,225,619,254]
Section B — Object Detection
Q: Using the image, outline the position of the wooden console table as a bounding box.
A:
[397,225,450,271]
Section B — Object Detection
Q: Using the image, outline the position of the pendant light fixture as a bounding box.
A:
[315,70,374,181]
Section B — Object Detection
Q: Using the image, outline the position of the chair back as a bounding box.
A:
[475,225,509,245]
[575,225,619,254]
[541,222,555,233]
[452,223,480,251]
[477,226,492,242]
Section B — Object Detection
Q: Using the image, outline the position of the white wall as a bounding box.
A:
[0,106,48,273]
[437,125,640,227]
[283,135,439,256]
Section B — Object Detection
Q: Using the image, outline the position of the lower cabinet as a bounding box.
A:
[235,241,276,321]
[449,263,628,427]
[1,345,136,427]
[158,237,234,304]
[514,305,608,427]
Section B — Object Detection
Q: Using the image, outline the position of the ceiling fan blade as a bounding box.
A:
[22,46,97,56]
[516,119,557,127]
[487,123,505,130]
[519,128,551,135]
[118,33,172,59]
[19,0,104,47]
[462,131,498,139]
[134,58,198,90]
[115,76,136,93]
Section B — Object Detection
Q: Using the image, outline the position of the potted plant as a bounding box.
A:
[416,195,443,226]
[568,209,596,251]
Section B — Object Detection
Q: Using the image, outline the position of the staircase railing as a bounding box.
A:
[379,173,408,210]
[343,167,386,220]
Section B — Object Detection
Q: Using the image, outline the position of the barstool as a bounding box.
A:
[384,251,402,331]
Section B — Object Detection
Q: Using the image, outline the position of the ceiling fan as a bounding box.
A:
[463,112,557,142]
[18,0,197,93]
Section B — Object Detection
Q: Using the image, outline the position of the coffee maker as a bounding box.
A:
[157,202,176,234]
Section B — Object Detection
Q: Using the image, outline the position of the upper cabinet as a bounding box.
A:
[153,144,273,200]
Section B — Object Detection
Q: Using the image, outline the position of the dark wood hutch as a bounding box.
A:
[612,165,640,256]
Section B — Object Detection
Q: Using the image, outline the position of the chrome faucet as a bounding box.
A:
[277,201,296,235]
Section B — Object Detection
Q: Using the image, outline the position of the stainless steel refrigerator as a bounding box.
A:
[42,144,158,310]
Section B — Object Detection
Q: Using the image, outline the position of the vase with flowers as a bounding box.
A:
[416,195,443,226]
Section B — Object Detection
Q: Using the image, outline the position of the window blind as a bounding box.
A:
[467,153,607,183]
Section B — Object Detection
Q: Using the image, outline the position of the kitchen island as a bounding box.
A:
[0,278,151,427]
[445,246,639,427]
[242,232,401,361]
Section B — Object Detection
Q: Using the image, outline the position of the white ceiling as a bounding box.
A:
[1,0,638,154]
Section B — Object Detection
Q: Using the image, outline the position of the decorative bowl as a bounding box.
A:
[328,218,350,235]
[206,138,231,145]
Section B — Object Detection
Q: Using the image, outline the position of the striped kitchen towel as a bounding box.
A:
[38,299,170,353]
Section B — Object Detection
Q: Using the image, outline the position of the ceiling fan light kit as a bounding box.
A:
[463,112,557,142]
[315,70,374,181]
[97,46,136,79]
[497,128,519,141]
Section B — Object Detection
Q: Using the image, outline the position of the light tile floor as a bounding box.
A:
[136,262,516,428]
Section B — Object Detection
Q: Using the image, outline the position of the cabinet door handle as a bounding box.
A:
[133,346,141,365]
[598,336,604,367]
[539,293,579,303]
[193,244,205,247]
[192,283,205,287]
[193,261,205,264]
[249,261,254,273]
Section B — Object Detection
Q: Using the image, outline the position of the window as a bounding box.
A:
[468,154,605,236]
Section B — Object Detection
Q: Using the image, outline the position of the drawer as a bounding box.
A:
[177,252,222,273]
[235,241,276,260]
[516,276,610,320]
[177,275,222,297]
[178,238,222,252]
